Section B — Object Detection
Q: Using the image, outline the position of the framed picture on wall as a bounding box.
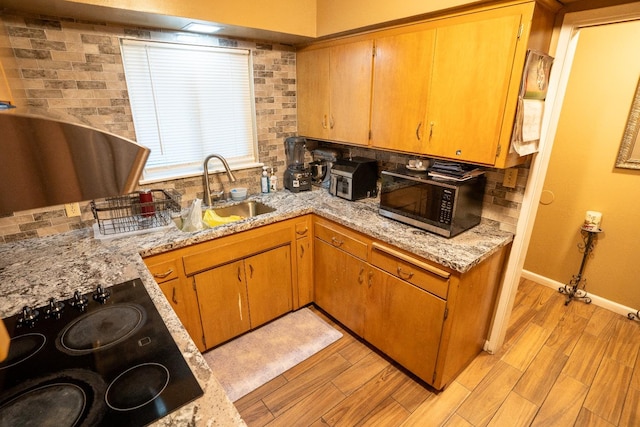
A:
[616,76,640,170]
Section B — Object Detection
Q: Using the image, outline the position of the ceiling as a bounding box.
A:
[0,0,316,44]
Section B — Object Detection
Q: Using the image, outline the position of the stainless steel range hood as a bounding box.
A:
[0,113,150,214]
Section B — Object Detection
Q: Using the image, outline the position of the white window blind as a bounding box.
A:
[120,39,259,182]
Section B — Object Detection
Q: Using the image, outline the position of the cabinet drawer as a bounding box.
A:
[370,242,450,299]
[147,259,180,284]
[294,216,311,239]
[314,221,368,261]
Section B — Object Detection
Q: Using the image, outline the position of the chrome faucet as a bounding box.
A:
[203,154,237,206]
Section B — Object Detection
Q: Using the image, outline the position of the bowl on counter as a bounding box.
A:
[230,188,248,201]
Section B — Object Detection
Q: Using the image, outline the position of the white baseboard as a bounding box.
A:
[521,270,638,318]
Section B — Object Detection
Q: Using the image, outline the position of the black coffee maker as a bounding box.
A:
[283,137,312,192]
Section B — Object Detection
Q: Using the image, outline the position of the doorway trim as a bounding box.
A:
[485,2,640,353]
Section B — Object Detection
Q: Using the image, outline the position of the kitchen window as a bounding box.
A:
[120,39,259,183]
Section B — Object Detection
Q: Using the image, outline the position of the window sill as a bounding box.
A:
[140,161,264,185]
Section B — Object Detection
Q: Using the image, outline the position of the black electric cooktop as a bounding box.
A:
[0,278,203,426]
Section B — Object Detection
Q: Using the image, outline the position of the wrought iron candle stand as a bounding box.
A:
[559,226,601,306]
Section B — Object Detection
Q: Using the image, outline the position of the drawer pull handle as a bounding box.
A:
[358,267,365,284]
[154,268,174,279]
[371,242,451,279]
[331,237,344,247]
[397,267,414,280]
[296,227,308,235]
[300,243,305,257]
[171,287,178,304]
[416,121,422,141]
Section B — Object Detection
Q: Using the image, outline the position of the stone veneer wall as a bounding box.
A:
[0,10,296,242]
[0,10,526,243]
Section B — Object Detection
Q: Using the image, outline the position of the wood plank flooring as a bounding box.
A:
[234,278,640,426]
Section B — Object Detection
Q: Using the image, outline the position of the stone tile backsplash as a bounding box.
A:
[0,10,526,242]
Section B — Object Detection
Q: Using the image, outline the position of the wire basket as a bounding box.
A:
[91,189,182,236]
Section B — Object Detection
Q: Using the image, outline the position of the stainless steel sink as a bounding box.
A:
[211,201,276,218]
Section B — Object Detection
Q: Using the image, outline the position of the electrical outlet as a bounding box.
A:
[65,203,81,218]
[503,168,518,188]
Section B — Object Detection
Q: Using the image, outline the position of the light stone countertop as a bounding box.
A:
[0,188,513,426]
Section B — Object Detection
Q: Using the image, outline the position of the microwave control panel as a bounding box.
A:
[439,189,454,224]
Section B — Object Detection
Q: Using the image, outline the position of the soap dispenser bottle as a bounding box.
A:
[269,167,278,192]
[261,166,270,193]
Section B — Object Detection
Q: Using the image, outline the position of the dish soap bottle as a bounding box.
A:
[269,167,278,192]
[261,166,270,193]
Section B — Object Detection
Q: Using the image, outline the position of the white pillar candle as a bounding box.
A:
[584,211,602,230]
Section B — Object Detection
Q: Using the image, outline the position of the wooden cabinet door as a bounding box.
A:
[298,40,373,145]
[424,10,523,164]
[370,28,436,152]
[296,235,313,307]
[329,40,374,145]
[195,260,250,349]
[297,48,331,139]
[245,245,293,329]
[314,238,367,336]
[158,277,206,352]
[365,267,447,383]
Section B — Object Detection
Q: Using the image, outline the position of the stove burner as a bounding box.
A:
[0,383,86,427]
[105,363,170,411]
[58,304,145,355]
[0,333,46,370]
[0,370,106,427]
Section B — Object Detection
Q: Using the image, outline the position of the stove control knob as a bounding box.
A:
[69,290,89,312]
[17,305,40,328]
[44,298,65,319]
[93,285,111,304]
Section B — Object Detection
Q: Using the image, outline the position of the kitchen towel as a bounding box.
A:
[203,307,342,402]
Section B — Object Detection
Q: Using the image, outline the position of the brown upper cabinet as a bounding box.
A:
[297,39,374,146]
[297,0,557,168]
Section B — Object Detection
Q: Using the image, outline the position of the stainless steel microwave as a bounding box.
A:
[379,168,486,238]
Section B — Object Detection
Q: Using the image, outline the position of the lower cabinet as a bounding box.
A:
[244,245,293,329]
[144,219,298,352]
[313,216,508,390]
[195,245,293,348]
[145,214,509,390]
[314,238,367,337]
[194,260,250,348]
[365,267,446,384]
[146,257,206,351]
[294,216,314,307]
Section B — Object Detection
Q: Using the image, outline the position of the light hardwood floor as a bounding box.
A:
[234,278,640,426]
